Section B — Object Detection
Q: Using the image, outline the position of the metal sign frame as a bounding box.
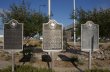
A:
[42,19,63,52]
[81,21,99,52]
[4,19,23,51]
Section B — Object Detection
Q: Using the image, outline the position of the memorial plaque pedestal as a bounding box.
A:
[4,19,23,72]
[81,21,99,69]
[11,50,15,72]
[89,50,91,69]
[43,19,63,69]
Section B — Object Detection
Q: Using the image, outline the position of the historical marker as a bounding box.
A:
[43,19,63,52]
[81,21,99,52]
[4,19,23,50]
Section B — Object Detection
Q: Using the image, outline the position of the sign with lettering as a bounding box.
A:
[81,21,99,52]
[4,19,23,50]
[43,19,63,52]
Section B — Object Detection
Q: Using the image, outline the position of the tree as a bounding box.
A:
[4,1,48,36]
[71,8,110,39]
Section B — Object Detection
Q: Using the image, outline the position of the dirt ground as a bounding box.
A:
[0,54,110,72]
[0,42,110,72]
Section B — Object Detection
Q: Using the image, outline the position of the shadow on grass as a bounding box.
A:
[33,48,43,53]
[42,53,52,69]
[58,54,84,72]
[19,45,34,64]
[66,48,81,55]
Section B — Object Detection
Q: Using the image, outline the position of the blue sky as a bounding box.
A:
[0,0,110,29]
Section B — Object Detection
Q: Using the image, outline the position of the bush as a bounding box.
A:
[0,65,55,72]
[24,39,42,47]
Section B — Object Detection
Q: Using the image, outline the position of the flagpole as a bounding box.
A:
[48,0,51,20]
[48,0,53,69]
[73,0,76,45]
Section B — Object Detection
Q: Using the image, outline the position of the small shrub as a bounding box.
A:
[24,39,42,47]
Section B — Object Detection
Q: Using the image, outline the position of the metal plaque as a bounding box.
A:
[81,21,99,52]
[4,19,23,50]
[43,19,63,52]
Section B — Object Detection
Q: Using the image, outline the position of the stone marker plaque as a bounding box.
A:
[43,19,63,52]
[4,19,23,50]
[81,21,99,52]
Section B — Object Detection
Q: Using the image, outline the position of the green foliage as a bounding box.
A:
[85,68,110,72]
[0,65,55,72]
[4,1,48,36]
[71,8,110,39]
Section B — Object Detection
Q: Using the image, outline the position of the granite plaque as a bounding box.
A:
[81,21,99,52]
[4,19,23,50]
[43,19,63,52]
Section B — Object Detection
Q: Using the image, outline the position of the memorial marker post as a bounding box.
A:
[4,19,23,72]
[43,19,63,69]
[81,21,99,69]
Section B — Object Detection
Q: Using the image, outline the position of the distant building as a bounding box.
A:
[64,24,74,41]
[64,23,79,42]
